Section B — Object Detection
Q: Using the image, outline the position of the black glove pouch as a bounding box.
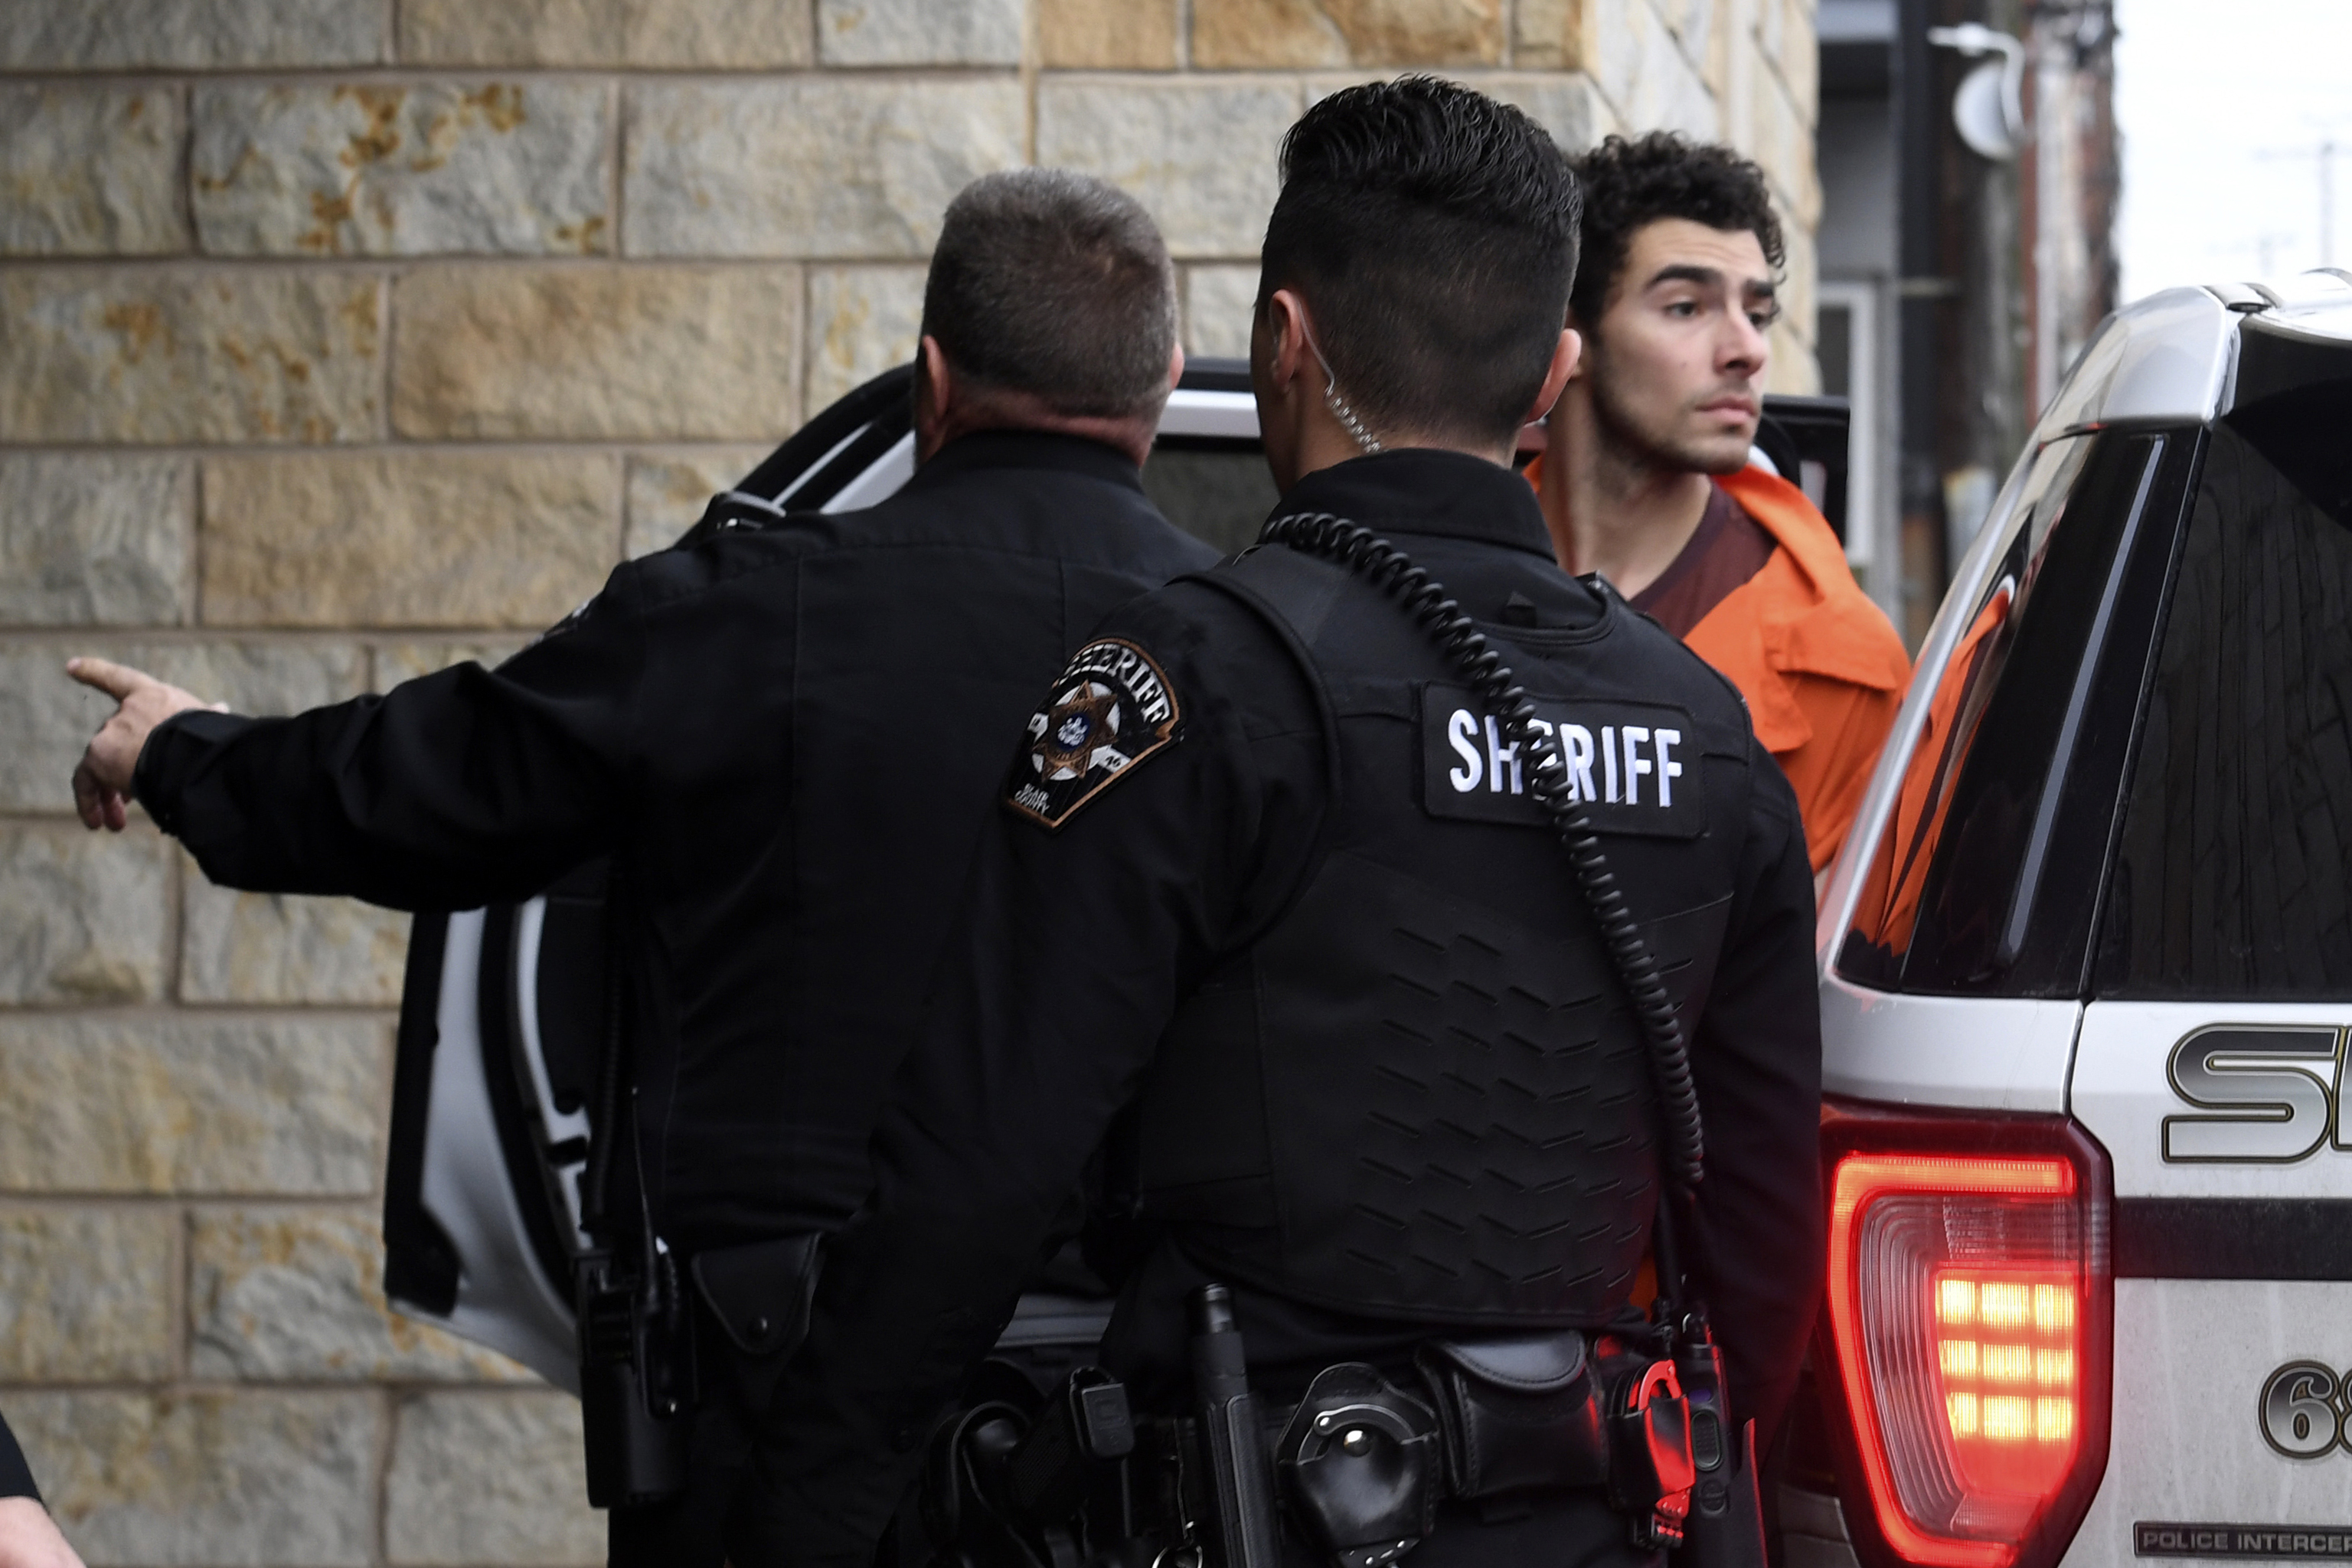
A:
[690,1233,822,1413]
[1414,1331,1608,1501]
[1276,1363,1441,1568]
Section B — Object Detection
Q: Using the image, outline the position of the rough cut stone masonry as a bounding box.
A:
[0,0,1818,1560]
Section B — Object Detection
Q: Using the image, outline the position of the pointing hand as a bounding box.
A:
[65,658,222,833]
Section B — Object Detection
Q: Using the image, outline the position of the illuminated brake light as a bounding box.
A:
[1821,1124,2111,1568]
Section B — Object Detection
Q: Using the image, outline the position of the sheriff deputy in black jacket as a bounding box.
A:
[730,80,1824,1568]
[64,169,1216,1568]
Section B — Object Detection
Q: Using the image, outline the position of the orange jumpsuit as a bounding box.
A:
[1529,460,1913,874]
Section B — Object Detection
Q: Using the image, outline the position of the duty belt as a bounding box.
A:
[900,1321,1706,1568]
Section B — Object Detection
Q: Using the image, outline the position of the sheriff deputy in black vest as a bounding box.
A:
[62,172,1216,1568]
[727,80,1824,1568]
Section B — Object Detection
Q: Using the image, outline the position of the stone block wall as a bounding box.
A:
[0,1,1817,1562]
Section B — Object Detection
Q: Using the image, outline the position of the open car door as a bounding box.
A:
[381,366,924,1389]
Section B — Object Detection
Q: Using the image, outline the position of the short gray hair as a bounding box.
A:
[922,169,1177,420]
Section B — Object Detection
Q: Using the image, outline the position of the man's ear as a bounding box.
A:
[1261,289,1313,393]
[1167,341,1185,390]
[917,335,954,420]
[1524,327,1583,424]
[913,335,956,461]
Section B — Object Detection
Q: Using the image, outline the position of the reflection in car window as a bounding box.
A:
[1841,439,2090,981]
[2096,377,2352,998]
[1144,438,1280,556]
[1841,430,2186,995]
[1861,575,2017,959]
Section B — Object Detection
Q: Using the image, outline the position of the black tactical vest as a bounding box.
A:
[1132,543,1756,1328]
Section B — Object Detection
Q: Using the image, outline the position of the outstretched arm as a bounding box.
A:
[63,571,650,911]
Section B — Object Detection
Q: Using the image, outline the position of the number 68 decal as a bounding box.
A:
[2262,1362,2352,1458]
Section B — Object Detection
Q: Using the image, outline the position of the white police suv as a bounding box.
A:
[1788,270,2352,1568]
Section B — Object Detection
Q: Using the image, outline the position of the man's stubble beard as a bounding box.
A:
[1585,335,1756,479]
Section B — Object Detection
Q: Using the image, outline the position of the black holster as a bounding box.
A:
[1275,1364,1440,1568]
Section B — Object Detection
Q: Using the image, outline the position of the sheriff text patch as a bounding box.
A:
[1006,639,1182,829]
[1421,684,1705,838]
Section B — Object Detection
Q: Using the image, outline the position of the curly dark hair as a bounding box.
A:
[1260,76,1582,445]
[1568,132,1785,328]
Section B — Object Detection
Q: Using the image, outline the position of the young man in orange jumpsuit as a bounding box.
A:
[1528,132,1910,879]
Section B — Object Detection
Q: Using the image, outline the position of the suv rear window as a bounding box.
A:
[1840,428,2194,995]
[2095,366,2352,998]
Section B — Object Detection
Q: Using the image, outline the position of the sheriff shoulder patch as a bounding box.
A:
[1006,638,1182,829]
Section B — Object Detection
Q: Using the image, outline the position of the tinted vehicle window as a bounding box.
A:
[1145,437,1279,555]
[1841,429,2193,995]
[2096,371,2352,998]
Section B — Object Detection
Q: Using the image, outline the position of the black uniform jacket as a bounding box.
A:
[133,432,1217,1253]
[731,449,1824,1565]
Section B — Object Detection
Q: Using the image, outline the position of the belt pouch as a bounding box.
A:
[690,1233,823,1412]
[1276,1364,1441,1568]
[1414,1332,1607,1500]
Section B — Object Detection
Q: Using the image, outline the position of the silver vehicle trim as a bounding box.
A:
[2034,286,2234,442]
[1821,969,2078,1112]
[820,430,916,512]
[1159,387,1259,439]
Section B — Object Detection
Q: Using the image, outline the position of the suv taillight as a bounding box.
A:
[1818,1103,2112,1568]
